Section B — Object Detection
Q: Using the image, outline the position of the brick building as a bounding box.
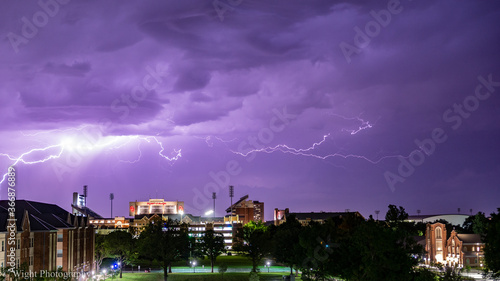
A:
[424,222,484,268]
[0,200,94,274]
[225,195,264,225]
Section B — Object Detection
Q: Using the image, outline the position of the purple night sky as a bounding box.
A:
[1,1,499,221]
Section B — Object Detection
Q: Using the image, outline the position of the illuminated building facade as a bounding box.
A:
[225,195,264,224]
[90,217,130,235]
[424,223,484,267]
[129,199,184,216]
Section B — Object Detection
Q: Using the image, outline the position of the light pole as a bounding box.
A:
[179,210,184,223]
[266,261,270,273]
[212,192,216,219]
[193,261,196,273]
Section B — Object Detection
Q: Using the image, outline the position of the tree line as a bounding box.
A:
[95,206,500,281]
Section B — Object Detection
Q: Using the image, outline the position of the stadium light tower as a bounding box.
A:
[109,193,114,218]
[212,192,216,219]
[229,186,234,223]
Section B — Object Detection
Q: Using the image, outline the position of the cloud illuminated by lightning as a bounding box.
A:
[0,128,182,186]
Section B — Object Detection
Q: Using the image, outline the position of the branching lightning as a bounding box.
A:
[330,113,377,135]
[0,128,182,186]
[231,134,402,164]
[230,114,406,164]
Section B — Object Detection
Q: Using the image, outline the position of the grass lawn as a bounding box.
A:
[108,272,302,281]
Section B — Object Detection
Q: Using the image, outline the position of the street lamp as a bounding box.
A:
[205,210,214,216]
[193,261,197,273]
[179,210,184,222]
[266,261,270,273]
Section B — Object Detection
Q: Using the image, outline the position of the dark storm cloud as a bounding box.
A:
[0,0,499,219]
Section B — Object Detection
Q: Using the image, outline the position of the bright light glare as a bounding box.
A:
[204,210,214,216]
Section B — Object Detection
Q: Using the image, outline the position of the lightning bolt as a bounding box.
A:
[0,144,65,184]
[0,128,182,186]
[231,134,404,164]
[330,113,377,135]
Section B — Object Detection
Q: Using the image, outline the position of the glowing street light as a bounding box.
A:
[205,210,214,216]
[266,261,270,273]
[193,261,197,273]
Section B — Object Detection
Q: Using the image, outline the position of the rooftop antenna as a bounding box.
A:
[229,186,234,223]
[375,210,380,221]
[212,192,216,219]
[110,193,114,218]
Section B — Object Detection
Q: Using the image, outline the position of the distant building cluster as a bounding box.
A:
[0,185,486,276]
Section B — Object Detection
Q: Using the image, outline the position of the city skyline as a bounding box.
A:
[1,1,499,221]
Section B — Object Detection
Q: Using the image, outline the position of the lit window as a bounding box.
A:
[436,227,442,239]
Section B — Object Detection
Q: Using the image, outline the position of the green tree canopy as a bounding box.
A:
[462,212,489,235]
[273,215,305,275]
[484,208,500,279]
[385,204,409,222]
[102,230,136,278]
[234,221,272,272]
[137,217,189,281]
[198,229,226,273]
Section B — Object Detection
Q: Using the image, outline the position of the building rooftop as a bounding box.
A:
[291,211,363,221]
[0,200,77,232]
[457,234,483,244]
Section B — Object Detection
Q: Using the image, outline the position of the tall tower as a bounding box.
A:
[229,185,234,222]
[212,192,216,218]
[110,193,114,218]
